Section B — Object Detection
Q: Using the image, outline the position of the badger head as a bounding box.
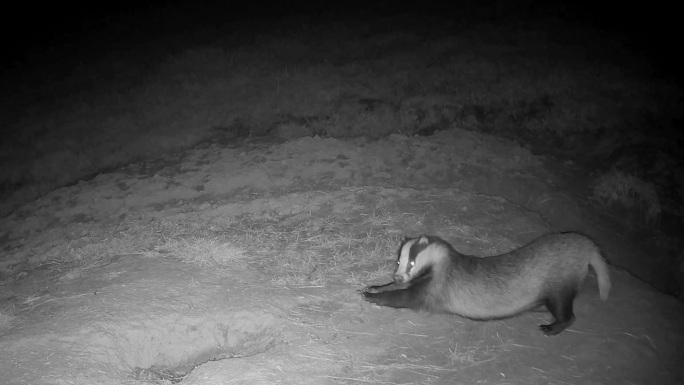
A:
[394,235,434,283]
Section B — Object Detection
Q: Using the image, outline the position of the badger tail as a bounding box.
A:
[589,252,611,301]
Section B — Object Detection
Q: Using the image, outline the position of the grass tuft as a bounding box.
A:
[227,215,402,286]
[592,169,661,224]
[0,311,14,333]
[151,237,247,268]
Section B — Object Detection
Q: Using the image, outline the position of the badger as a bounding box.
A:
[362,232,611,335]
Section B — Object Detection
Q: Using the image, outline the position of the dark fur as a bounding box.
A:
[362,232,610,336]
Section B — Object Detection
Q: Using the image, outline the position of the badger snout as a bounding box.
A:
[393,274,406,283]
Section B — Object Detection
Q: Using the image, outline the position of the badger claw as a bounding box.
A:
[363,286,381,294]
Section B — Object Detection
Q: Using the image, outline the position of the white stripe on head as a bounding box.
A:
[394,236,430,283]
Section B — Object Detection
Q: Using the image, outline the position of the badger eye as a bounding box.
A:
[410,261,415,267]
[396,261,400,265]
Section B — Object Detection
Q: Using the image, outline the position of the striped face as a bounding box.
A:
[394,236,430,283]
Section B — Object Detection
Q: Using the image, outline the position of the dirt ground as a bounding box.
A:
[1,129,683,384]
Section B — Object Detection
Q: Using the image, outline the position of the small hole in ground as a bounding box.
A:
[94,311,278,384]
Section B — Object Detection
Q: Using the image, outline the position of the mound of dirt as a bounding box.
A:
[1,129,683,384]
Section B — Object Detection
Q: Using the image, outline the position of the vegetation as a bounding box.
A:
[2,7,682,223]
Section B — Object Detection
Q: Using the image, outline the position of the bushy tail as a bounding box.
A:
[589,252,611,300]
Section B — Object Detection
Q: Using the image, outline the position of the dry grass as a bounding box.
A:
[296,337,505,384]
[437,219,521,256]
[12,208,405,286]
[224,214,403,286]
[0,310,14,332]
[16,198,529,288]
[444,343,479,364]
[297,351,455,384]
[0,208,405,287]
[30,220,205,267]
[149,236,246,268]
[0,220,218,277]
[592,169,661,224]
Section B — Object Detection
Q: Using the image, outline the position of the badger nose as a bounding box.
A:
[393,274,405,283]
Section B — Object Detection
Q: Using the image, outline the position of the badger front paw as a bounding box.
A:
[362,285,383,294]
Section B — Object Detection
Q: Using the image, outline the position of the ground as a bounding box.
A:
[1,130,683,384]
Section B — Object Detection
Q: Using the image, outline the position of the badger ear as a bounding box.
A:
[418,236,429,245]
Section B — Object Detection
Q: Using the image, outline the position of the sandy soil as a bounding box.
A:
[1,129,683,384]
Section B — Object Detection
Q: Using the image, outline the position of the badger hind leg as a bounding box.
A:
[539,285,577,336]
